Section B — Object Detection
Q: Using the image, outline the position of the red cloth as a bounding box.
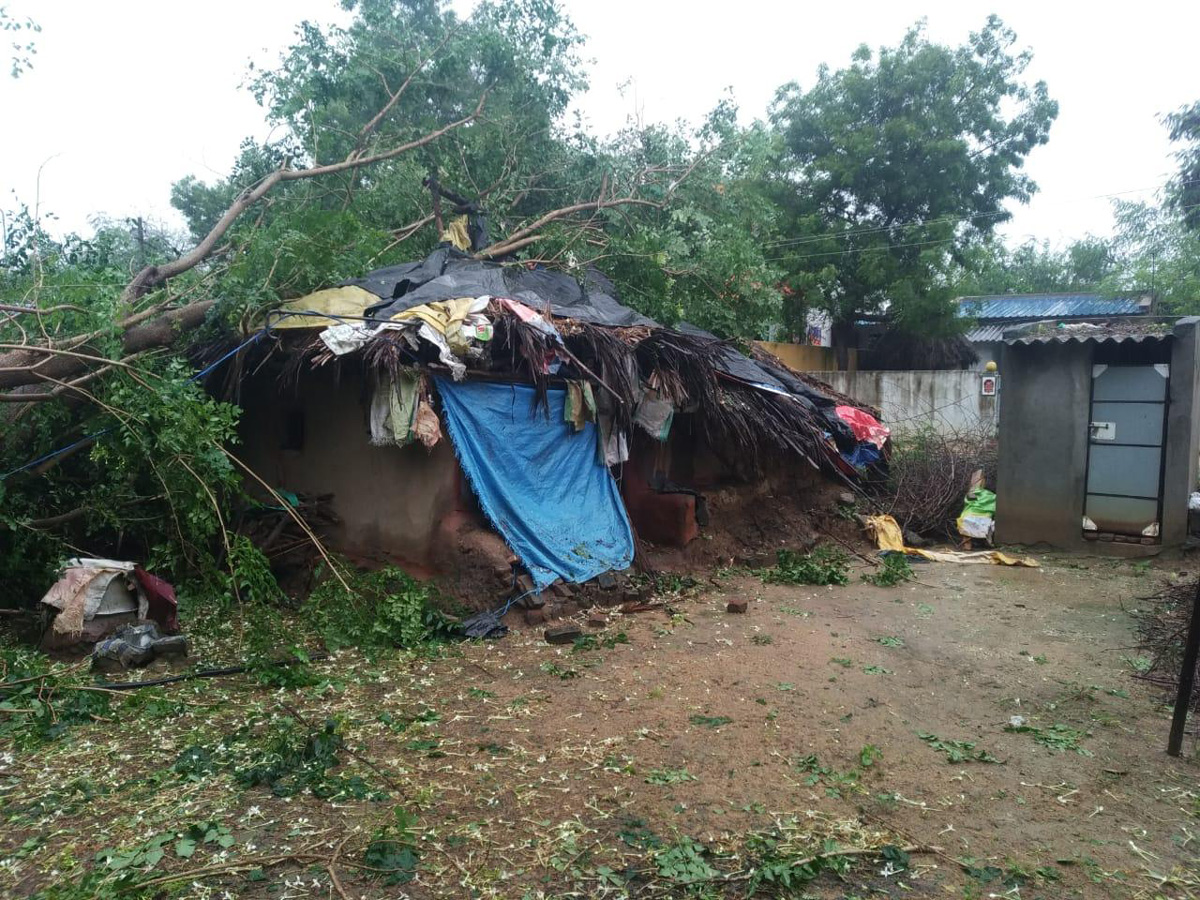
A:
[134,567,179,633]
[835,406,890,448]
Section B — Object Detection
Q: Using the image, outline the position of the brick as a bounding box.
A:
[544,624,583,645]
[524,608,547,626]
[1097,533,1114,542]
[597,571,618,590]
[1082,531,1099,541]
[726,599,749,614]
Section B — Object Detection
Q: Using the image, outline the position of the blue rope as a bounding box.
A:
[1,328,267,481]
[189,328,266,382]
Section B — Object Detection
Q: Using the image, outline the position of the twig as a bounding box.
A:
[328,834,353,900]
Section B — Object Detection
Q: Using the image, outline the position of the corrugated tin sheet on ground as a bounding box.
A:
[957,293,1144,320]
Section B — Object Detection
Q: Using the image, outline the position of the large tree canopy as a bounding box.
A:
[769,16,1058,350]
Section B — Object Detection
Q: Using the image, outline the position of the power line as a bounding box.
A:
[759,177,1200,253]
[763,200,1200,265]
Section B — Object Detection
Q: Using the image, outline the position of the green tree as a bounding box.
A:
[955,235,1115,295]
[1100,200,1200,314]
[769,16,1058,363]
[1164,101,1200,232]
[556,99,786,337]
[1,4,39,78]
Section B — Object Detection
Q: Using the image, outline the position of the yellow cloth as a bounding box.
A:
[270,286,378,329]
[863,514,1038,567]
[440,215,471,251]
[388,297,485,353]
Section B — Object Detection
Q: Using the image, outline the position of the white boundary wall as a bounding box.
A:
[812,370,999,435]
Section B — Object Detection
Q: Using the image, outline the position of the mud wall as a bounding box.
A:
[238,362,462,567]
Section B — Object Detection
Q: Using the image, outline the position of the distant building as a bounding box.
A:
[958,293,1153,370]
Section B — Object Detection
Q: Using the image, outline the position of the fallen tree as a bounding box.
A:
[0,0,719,606]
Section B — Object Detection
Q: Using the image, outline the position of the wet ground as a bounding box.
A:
[2,552,1197,898]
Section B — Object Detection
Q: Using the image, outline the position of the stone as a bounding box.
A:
[1113,534,1132,544]
[902,529,928,548]
[559,601,581,618]
[599,592,622,608]
[549,581,574,599]
[837,492,856,506]
[1140,537,1157,545]
[522,592,545,610]
[587,615,607,628]
[1082,531,1099,541]
[1097,533,1114,542]
[514,573,536,594]
[544,624,582,645]
[596,571,618,590]
[621,589,644,606]
[726,599,749,614]
[524,608,547,626]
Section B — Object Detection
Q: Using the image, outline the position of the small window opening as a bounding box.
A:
[282,409,305,451]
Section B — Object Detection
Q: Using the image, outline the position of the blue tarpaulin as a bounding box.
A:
[435,379,635,590]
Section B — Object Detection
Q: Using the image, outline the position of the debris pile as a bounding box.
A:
[39,558,179,650]
[879,425,997,537]
[1132,579,1200,732]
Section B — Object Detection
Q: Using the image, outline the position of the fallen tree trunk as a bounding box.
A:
[0,300,215,391]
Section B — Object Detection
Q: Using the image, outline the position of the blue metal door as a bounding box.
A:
[1084,364,1168,537]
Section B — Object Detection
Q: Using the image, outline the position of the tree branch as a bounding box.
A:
[476,195,660,260]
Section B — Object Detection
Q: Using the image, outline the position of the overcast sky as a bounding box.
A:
[2,0,1196,247]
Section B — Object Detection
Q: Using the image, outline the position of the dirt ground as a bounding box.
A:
[2,551,1198,899]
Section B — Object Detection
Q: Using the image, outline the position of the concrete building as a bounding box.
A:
[995,317,1200,552]
[959,293,1153,371]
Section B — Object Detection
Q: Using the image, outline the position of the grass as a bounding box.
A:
[862,554,914,587]
[1004,722,1093,756]
[688,714,732,728]
[918,732,1002,764]
[645,767,697,785]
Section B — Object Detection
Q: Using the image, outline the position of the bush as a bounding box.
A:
[762,546,850,586]
[305,563,455,651]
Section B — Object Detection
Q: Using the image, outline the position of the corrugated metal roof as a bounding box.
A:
[1005,332,1165,346]
[956,293,1145,320]
[964,324,1008,342]
[1002,319,1175,346]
